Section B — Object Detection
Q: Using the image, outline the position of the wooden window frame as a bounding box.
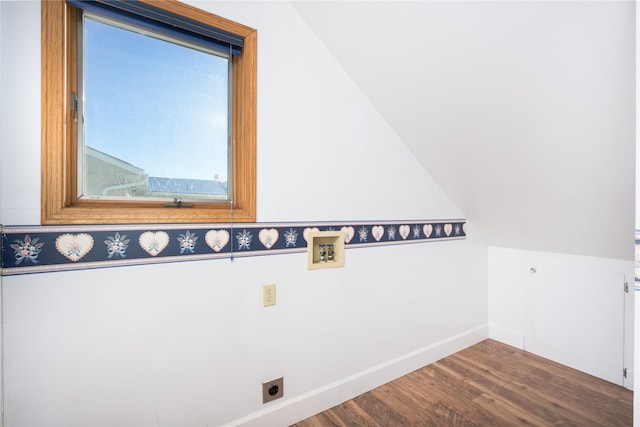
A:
[41,0,256,224]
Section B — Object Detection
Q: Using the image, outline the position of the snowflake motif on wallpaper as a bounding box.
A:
[104,232,130,259]
[177,231,198,254]
[454,224,461,236]
[358,226,369,243]
[387,226,397,241]
[236,229,253,250]
[284,228,299,248]
[413,225,421,239]
[10,235,45,265]
[435,225,442,237]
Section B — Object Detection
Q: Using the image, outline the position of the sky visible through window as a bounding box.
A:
[83,16,229,185]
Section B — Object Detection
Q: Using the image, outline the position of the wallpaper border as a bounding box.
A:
[2,219,466,275]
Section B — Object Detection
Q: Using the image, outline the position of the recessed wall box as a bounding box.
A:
[262,377,284,403]
[307,230,345,270]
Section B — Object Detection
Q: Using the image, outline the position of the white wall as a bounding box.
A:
[635,0,640,422]
[0,1,40,226]
[0,1,488,426]
[0,3,9,427]
[293,0,636,262]
[4,237,488,427]
[0,0,3,224]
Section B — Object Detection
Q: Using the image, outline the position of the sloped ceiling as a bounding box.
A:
[291,0,635,260]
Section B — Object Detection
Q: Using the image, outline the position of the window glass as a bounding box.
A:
[79,13,231,202]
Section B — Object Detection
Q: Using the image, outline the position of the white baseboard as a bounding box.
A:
[225,324,489,427]
[488,323,524,349]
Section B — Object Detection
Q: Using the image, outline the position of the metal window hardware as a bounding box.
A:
[163,198,193,208]
[71,91,78,119]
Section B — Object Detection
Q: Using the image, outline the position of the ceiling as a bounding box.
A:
[291,0,635,260]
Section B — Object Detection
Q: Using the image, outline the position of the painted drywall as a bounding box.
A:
[635,1,640,422]
[3,237,488,426]
[0,1,488,426]
[0,1,40,226]
[0,0,3,224]
[292,0,635,261]
[0,7,4,423]
[0,4,8,427]
[0,0,461,226]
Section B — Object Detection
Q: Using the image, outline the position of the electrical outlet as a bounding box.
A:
[263,283,276,307]
[262,377,284,403]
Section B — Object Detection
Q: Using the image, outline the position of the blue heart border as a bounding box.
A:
[2,219,466,275]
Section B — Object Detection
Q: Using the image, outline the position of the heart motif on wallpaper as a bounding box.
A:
[444,223,453,237]
[423,224,433,238]
[303,227,320,243]
[372,226,384,242]
[205,229,230,253]
[463,223,467,234]
[399,225,410,240]
[258,228,279,249]
[139,231,170,256]
[55,233,94,262]
[341,226,354,243]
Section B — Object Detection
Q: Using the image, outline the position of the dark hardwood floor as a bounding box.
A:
[292,339,633,426]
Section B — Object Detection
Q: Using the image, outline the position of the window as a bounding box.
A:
[41,0,256,224]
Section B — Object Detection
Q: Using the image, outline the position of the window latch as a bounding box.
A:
[163,197,193,208]
[71,91,78,120]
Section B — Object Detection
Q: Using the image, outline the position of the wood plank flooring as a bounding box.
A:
[291,339,633,426]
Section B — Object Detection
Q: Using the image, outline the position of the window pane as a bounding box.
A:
[80,14,231,201]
